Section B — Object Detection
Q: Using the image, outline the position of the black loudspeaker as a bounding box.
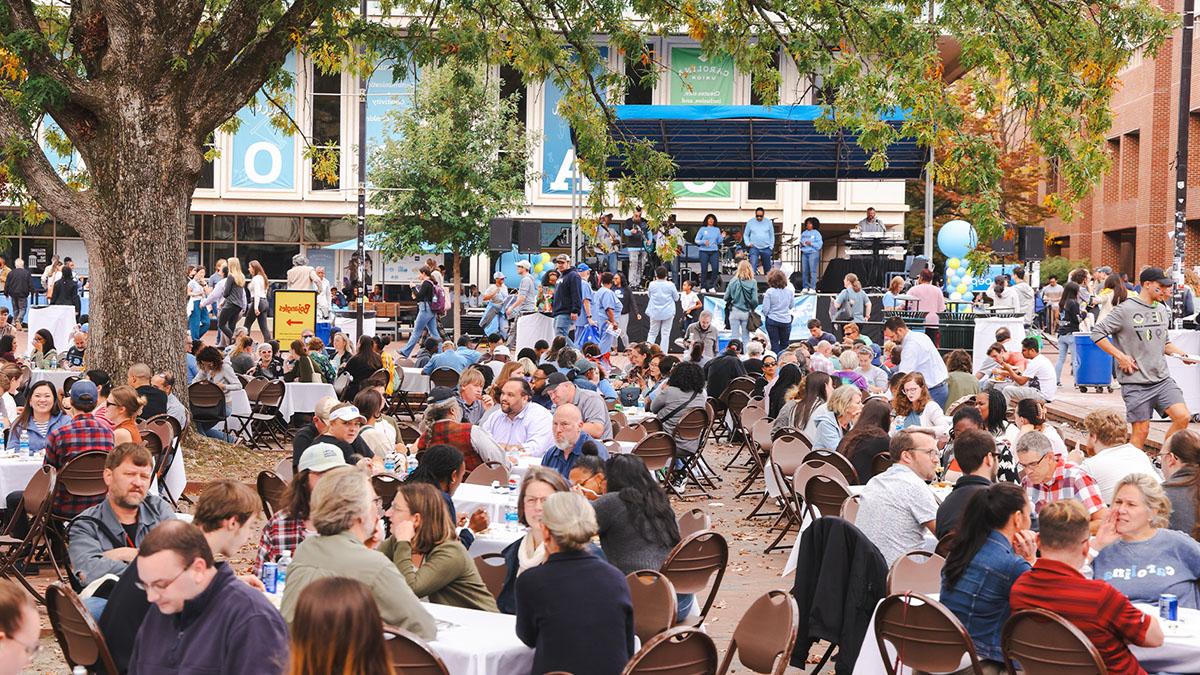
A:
[517,221,541,253]
[1018,226,1045,261]
[489,218,514,251]
[990,224,1016,255]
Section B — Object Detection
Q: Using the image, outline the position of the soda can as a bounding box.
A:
[261,561,278,594]
[1159,594,1178,621]
[508,475,519,492]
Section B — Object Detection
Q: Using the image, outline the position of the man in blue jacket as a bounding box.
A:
[550,254,583,346]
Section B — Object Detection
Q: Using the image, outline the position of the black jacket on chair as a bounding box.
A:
[789,516,888,674]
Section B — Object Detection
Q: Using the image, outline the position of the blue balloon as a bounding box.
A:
[496,246,538,289]
[937,219,977,260]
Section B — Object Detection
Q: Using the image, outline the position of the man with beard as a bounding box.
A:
[541,404,608,479]
[69,443,175,607]
[480,377,554,457]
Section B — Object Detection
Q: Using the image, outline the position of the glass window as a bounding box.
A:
[212,215,235,240]
[237,243,300,280]
[747,181,777,201]
[239,216,299,243]
[21,219,52,237]
[304,217,356,243]
[22,238,54,273]
[625,45,655,105]
[208,243,235,272]
[312,70,341,191]
[499,64,528,125]
[191,214,207,240]
[197,134,216,190]
[809,182,838,201]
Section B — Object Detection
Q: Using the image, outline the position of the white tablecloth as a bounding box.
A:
[469,527,525,557]
[1131,603,1200,672]
[400,367,431,394]
[225,389,252,434]
[425,602,534,675]
[972,317,1027,373]
[514,313,555,353]
[279,383,337,422]
[159,447,187,502]
[1161,330,1200,421]
[334,317,376,343]
[26,306,77,359]
[452,482,516,524]
[623,409,653,425]
[29,369,76,391]
[0,455,43,496]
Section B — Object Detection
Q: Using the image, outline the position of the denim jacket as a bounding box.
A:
[938,530,1031,662]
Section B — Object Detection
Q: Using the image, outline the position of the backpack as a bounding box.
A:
[430,283,447,316]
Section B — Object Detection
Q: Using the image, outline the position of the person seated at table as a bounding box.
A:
[191,345,243,397]
[281,465,436,639]
[855,429,941,565]
[353,389,399,460]
[105,385,144,446]
[809,384,864,451]
[837,397,893,484]
[573,358,618,401]
[417,387,505,471]
[290,398,375,472]
[5,380,67,454]
[422,340,472,376]
[342,335,383,402]
[405,444,489,549]
[1007,397,1068,459]
[130,521,289,675]
[305,337,336,384]
[457,366,490,425]
[516,491,634,675]
[327,330,355,373]
[151,370,188,430]
[481,377,555,458]
[0,335,15,363]
[704,340,746,397]
[1010,499,1164,673]
[640,355,676,408]
[29,328,58,369]
[936,428,1002,539]
[1161,429,1200,537]
[45,380,114,518]
[286,577,394,675]
[543,404,608,479]
[1092,473,1200,609]
[257,443,344,574]
[651,360,707,451]
[832,350,869,393]
[0,577,40,674]
[854,345,889,396]
[250,342,283,379]
[497,466,572,613]
[545,375,613,446]
[773,371,832,435]
[227,335,255,375]
[411,336,440,370]
[1077,409,1160,505]
[891,372,950,436]
[939,483,1037,672]
[63,330,87,370]
[281,339,321,384]
[570,455,607,501]
[943,349,980,408]
[380,482,498,612]
[125,363,167,421]
[1015,430,1107,532]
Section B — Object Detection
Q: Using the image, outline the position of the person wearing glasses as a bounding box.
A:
[0,578,40,675]
[855,429,942,565]
[1015,430,1107,532]
[130,520,288,675]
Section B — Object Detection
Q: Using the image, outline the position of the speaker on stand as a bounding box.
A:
[488,218,514,251]
[517,221,541,253]
[1018,226,1046,261]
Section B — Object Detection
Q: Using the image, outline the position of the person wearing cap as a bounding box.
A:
[590,272,623,354]
[250,342,283,379]
[623,206,650,287]
[258,442,346,576]
[542,404,608,479]
[546,373,613,441]
[573,358,618,401]
[416,387,505,471]
[455,334,483,365]
[480,271,512,338]
[1092,266,1196,449]
[422,340,473,376]
[290,398,376,472]
[573,264,595,338]
[551,255,583,347]
[44,379,115,517]
[508,259,539,350]
[480,378,555,457]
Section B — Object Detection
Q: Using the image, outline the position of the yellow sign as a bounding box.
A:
[273,290,317,345]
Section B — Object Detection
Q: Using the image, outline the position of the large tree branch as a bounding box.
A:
[186,0,275,83]
[0,99,97,228]
[3,0,105,107]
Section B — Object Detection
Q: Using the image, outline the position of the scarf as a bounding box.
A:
[516,532,547,576]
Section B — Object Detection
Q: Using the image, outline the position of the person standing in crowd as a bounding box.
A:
[243,260,271,341]
[285,577,395,675]
[1041,274,1064,333]
[682,311,719,363]
[187,265,209,340]
[215,257,247,345]
[833,273,870,322]
[646,266,678,354]
[287,254,319,291]
[314,266,333,321]
[551,255,583,346]
[883,316,950,407]
[724,260,759,345]
[857,206,885,233]
[855,429,941,565]
[1010,499,1164,673]
[479,271,511,338]
[1070,267,1093,308]
[590,272,622,355]
[799,217,822,293]
[908,268,945,328]
[743,207,774,275]
[51,264,82,320]
[1011,266,1035,324]
[572,264,594,342]
[762,269,793,355]
[679,279,701,335]
[5,258,29,330]
[1092,266,1195,449]
[398,266,441,358]
[622,207,650,287]
[1054,280,1085,383]
[612,273,641,353]
[694,213,723,293]
[508,260,539,349]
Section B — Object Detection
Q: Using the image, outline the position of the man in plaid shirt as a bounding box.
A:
[1015,430,1108,532]
[45,380,114,517]
[255,442,346,574]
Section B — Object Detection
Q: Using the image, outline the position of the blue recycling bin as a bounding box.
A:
[1071,331,1112,392]
[315,321,332,345]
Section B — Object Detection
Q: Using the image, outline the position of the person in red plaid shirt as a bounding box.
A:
[1015,429,1108,533]
[45,380,114,517]
[255,442,346,574]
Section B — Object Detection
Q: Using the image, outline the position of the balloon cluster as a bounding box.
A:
[495,248,553,289]
[937,219,977,304]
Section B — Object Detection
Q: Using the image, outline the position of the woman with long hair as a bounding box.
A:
[773,371,832,435]
[306,337,336,383]
[833,272,870,322]
[29,329,57,369]
[286,576,394,675]
[106,385,144,445]
[398,266,441,358]
[329,330,355,371]
[355,389,398,459]
[380,482,498,611]
[892,372,949,436]
[1098,271,1129,322]
[837,397,892,483]
[243,259,272,340]
[0,335,16,363]
[649,361,706,456]
[228,335,255,375]
[405,444,488,548]
[882,275,906,310]
[1055,280,1085,382]
[1008,397,1067,459]
[344,335,383,401]
[1162,429,1200,538]
[51,266,82,320]
[808,384,864,451]
[939,483,1036,668]
[537,270,559,313]
[497,466,571,614]
[215,257,247,345]
[724,260,759,344]
[5,380,68,454]
[973,389,1018,483]
[283,339,322,384]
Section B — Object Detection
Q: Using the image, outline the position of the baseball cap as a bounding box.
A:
[516,260,531,269]
[554,254,570,263]
[493,271,505,280]
[493,345,511,357]
[314,397,339,423]
[574,358,597,374]
[69,380,98,406]
[727,339,743,352]
[298,443,347,473]
[1139,267,1175,285]
[545,372,571,389]
[428,386,457,404]
[576,263,591,272]
[328,404,366,423]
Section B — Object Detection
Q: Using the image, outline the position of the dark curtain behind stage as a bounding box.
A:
[816,259,905,293]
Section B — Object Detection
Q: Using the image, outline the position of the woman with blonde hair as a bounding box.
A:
[892,372,949,436]
[808,384,864,450]
[243,259,272,341]
[724,259,759,344]
[106,385,145,445]
[882,275,906,309]
[380,482,498,611]
[329,330,355,371]
[217,256,248,344]
[497,466,571,614]
[286,576,394,675]
[1093,473,1200,609]
[228,335,255,375]
[834,273,870,321]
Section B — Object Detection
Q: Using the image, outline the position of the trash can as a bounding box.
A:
[937,311,975,353]
[1071,331,1112,393]
[315,321,332,344]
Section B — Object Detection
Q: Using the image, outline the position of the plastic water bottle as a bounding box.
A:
[19,430,30,458]
[407,455,418,477]
[383,453,396,473]
[276,550,291,594]
[504,499,520,531]
[74,667,87,675]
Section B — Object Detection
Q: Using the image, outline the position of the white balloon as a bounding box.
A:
[950,292,963,301]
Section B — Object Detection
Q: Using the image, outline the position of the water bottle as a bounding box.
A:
[260,561,277,593]
[504,502,519,531]
[19,430,30,458]
[407,455,418,477]
[383,452,396,473]
[73,667,87,675]
[276,550,291,594]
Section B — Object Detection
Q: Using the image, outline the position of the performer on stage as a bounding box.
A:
[695,214,723,293]
[857,207,885,233]
[743,207,775,275]
[622,207,651,287]
[1091,267,1196,449]
[799,217,822,294]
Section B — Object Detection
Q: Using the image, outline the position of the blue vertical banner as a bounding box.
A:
[231,52,297,190]
[365,59,417,147]
[541,48,607,195]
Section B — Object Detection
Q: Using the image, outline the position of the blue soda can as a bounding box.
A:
[1160,594,1178,621]
[261,561,278,594]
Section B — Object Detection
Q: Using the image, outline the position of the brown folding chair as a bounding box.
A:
[371,472,403,511]
[243,376,269,403]
[708,398,732,446]
[621,626,719,675]
[800,472,853,523]
[761,438,811,552]
[611,410,629,428]
[384,625,449,675]
[615,424,648,443]
[188,380,228,435]
[0,465,56,601]
[660,531,728,627]
[839,494,861,523]
[871,452,894,478]
[241,380,288,448]
[46,582,120,675]
[639,417,663,434]
[256,470,287,518]
[874,592,982,675]
[473,552,508,600]
[1001,608,1109,674]
[887,550,946,595]
[715,589,799,675]
[801,449,858,485]
[676,508,710,539]
[627,570,677,643]
[47,451,109,579]
[273,458,294,482]
[464,462,508,486]
[396,422,423,447]
[632,432,676,475]
[429,368,460,390]
[670,407,716,497]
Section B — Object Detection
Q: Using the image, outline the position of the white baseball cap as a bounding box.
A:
[328,404,366,423]
[298,443,346,473]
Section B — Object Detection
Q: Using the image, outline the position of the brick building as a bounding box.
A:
[1043,2,1200,276]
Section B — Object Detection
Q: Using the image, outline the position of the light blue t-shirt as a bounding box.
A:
[835,288,870,321]
[695,226,723,252]
[744,217,774,249]
[762,287,793,323]
[800,228,823,254]
[576,283,595,328]
[1093,528,1200,609]
[589,286,621,326]
[645,279,679,321]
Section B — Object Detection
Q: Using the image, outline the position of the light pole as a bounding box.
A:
[355,0,368,339]
[1175,0,1195,327]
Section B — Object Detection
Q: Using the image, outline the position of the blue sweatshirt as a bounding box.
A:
[744,217,775,249]
[695,225,723,252]
[551,268,583,316]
